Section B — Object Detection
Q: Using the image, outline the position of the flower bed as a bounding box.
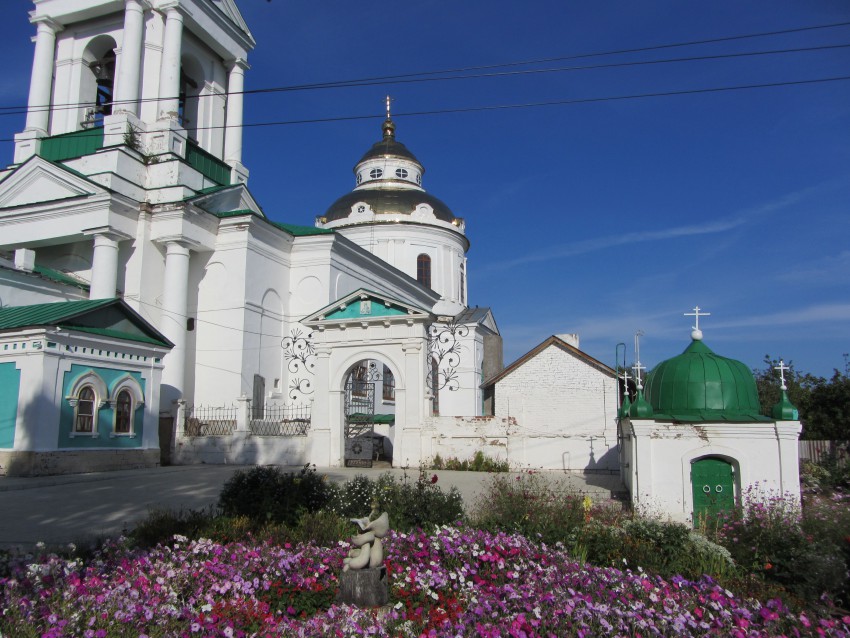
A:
[2,525,848,637]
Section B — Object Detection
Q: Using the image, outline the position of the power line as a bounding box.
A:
[1,21,849,116]
[3,74,846,143]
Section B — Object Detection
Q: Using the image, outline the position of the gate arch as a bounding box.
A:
[337,354,403,468]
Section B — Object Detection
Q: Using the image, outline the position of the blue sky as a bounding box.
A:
[2,0,849,378]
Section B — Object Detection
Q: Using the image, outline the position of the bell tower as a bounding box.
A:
[13,0,255,186]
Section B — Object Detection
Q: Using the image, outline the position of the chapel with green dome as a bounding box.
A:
[619,309,802,525]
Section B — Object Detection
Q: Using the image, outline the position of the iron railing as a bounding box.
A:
[249,402,311,436]
[184,405,237,436]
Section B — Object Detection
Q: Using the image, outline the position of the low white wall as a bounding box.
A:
[418,415,618,472]
[173,431,311,466]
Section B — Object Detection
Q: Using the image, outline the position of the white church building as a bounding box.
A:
[0,0,502,475]
[0,0,800,528]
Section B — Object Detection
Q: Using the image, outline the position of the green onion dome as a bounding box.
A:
[644,339,768,422]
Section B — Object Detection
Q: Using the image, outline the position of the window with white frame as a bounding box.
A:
[75,386,96,433]
[114,389,133,434]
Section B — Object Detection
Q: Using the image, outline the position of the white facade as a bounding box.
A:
[621,418,802,523]
[482,336,619,471]
[0,0,501,473]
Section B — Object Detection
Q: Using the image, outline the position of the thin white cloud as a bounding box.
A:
[480,182,831,273]
[779,251,850,285]
[713,303,850,330]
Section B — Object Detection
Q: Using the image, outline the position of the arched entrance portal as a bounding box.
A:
[691,457,735,525]
[343,359,395,467]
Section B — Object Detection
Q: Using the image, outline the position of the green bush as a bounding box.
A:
[325,470,464,532]
[709,488,847,603]
[218,464,332,526]
[371,470,465,532]
[130,507,217,548]
[469,472,586,544]
[431,451,509,472]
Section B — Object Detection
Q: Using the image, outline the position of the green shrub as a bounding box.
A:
[372,470,465,532]
[469,472,586,544]
[130,507,216,548]
[324,474,378,519]
[218,464,332,526]
[709,487,847,603]
[431,451,509,472]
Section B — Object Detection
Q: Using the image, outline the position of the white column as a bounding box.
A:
[89,233,122,299]
[159,240,191,407]
[113,0,146,116]
[223,58,248,165]
[24,18,62,134]
[157,5,184,120]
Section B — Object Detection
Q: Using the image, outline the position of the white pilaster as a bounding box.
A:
[159,239,192,408]
[87,230,130,299]
[224,58,248,165]
[158,5,184,121]
[114,0,147,117]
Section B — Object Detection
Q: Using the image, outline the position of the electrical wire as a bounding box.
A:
[0,23,848,115]
[4,73,845,143]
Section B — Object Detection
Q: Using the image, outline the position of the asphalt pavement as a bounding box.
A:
[0,464,625,549]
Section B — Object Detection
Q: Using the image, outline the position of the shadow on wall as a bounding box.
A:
[2,391,57,477]
[581,446,624,490]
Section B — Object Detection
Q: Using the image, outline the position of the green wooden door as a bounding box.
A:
[691,458,735,524]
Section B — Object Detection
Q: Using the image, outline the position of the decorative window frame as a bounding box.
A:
[66,371,108,438]
[108,374,144,438]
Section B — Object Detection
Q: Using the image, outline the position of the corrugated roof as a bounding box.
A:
[0,299,172,348]
[0,298,115,328]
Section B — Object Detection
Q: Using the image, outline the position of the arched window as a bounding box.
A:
[417,254,432,289]
[114,389,133,434]
[459,261,466,305]
[75,386,96,433]
[91,50,116,121]
[382,365,395,401]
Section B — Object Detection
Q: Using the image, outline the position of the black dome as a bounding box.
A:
[323,189,456,223]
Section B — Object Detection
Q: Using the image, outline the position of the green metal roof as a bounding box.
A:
[644,339,770,422]
[270,221,334,237]
[210,210,333,237]
[0,298,172,348]
[32,265,90,291]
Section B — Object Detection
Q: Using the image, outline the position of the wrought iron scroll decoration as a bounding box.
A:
[282,327,316,400]
[427,322,468,392]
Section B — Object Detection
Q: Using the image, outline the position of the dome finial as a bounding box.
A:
[382,95,395,140]
[774,359,790,391]
[685,305,710,341]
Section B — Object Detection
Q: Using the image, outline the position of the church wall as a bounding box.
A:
[0,267,88,308]
[492,344,618,471]
[334,224,467,305]
[626,419,802,523]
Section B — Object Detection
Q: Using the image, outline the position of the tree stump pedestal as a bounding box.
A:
[337,566,388,607]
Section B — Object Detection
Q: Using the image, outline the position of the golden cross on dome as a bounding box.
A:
[385,95,392,119]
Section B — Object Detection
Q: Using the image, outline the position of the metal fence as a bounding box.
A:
[249,402,311,437]
[184,405,237,436]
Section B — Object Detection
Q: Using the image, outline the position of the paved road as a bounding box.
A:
[0,465,624,549]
